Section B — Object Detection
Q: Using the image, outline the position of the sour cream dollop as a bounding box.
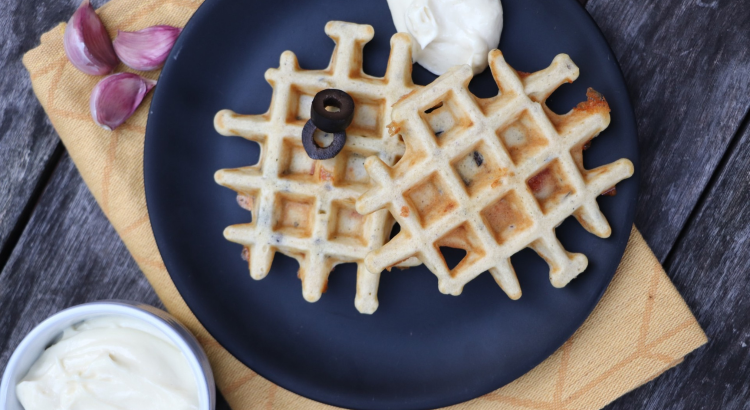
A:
[387,0,503,75]
[15,316,199,410]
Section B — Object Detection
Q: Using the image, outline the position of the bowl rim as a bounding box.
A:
[0,300,215,410]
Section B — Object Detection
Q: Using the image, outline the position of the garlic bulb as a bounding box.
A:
[113,26,182,71]
[63,0,118,75]
[90,73,156,130]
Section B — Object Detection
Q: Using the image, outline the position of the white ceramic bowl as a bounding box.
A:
[0,300,215,410]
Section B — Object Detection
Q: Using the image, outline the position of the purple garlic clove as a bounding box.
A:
[113,25,182,71]
[90,72,156,131]
[63,0,119,75]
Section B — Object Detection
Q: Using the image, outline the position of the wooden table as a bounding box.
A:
[1,0,748,408]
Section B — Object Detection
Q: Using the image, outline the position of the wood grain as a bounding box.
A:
[586,0,750,261]
[0,0,748,408]
[605,113,750,409]
[0,0,110,268]
[0,154,162,369]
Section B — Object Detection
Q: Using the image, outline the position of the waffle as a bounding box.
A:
[356,51,634,299]
[213,22,421,314]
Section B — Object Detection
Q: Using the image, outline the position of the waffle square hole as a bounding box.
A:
[405,173,458,228]
[336,149,371,188]
[349,94,386,139]
[435,222,485,277]
[328,200,367,246]
[481,190,533,245]
[279,139,316,182]
[527,159,576,214]
[497,110,549,166]
[288,86,316,126]
[451,142,507,197]
[420,92,472,146]
[273,192,315,238]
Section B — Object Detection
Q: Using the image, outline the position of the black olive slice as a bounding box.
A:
[301,120,346,160]
[311,89,355,133]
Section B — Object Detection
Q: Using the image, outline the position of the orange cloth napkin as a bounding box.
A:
[22,0,706,408]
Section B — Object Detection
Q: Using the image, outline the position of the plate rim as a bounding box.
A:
[144,0,640,408]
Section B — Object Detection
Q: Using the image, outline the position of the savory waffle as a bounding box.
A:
[356,51,634,299]
[213,21,420,313]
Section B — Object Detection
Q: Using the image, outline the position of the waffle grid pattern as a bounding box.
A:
[357,51,634,298]
[213,22,420,313]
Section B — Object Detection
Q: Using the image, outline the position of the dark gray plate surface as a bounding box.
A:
[144,0,639,408]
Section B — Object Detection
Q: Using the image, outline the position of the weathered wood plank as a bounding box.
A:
[586,0,750,261]
[0,153,162,368]
[605,116,750,408]
[0,0,109,268]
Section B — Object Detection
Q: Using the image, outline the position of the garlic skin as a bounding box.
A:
[113,26,182,71]
[90,73,156,131]
[64,0,119,75]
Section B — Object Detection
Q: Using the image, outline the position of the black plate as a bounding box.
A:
[144,0,639,408]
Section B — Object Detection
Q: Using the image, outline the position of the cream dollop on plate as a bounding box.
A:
[387,0,503,75]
